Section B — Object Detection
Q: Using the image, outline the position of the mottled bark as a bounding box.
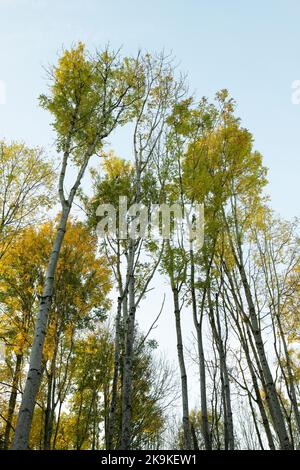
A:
[120,243,136,450]
[12,207,70,450]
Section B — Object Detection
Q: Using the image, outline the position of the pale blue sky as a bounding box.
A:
[1,0,300,411]
[1,0,300,217]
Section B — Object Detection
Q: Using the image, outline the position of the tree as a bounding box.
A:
[13,42,142,450]
[85,52,184,450]
[182,90,292,449]
[0,218,111,449]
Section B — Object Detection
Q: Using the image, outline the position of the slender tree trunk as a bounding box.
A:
[223,266,276,449]
[120,243,136,450]
[172,286,192,450]
[237,319,275,448]
[12,206,70,449]
[211,344,221,449]
[120,301,136,449]
[275,311,300,439]
[190,249,211,450]
[43,369,56,450]
[238,261,292,450]
[208,289,234,450]
[223,205,292,448]
[43,372,53,450]
[44,338,60,451]
[3,354,22,449]
[52,400,63,450]
[191,423,199,450]
[247,391,264,450]
[195,324,212,449]
[107,296,122,449]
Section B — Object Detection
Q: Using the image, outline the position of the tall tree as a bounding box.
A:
[0,219,111,449]
[12,42,142,449]
[86,52,183,449]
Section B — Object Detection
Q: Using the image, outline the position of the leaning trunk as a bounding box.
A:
[12,207,70,450]
[208,289,234,450]
[238,261,292,450]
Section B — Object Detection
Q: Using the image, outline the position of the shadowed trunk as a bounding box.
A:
[4,354,22,449]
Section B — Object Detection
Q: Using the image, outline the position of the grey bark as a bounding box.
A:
[239,322,275,449]
[12,206,70,449]
[273,306,300,440]
[190,249,211,450]
[172,285,192,450]
[120,241,136,450]
[3,354,22,449]
[223,266,276,449]
[107,295,122,449]
[208,289,234,450]
[238,260,292,450]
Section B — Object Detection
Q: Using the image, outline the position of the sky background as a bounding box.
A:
[1,0,300,410]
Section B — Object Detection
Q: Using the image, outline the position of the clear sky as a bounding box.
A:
[1,0,300,409]
[1,0,300,217]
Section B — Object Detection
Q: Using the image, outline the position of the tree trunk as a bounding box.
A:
[275,311,300,439]
[190,249,211,450]
[238,261,292,450]
[195,323,212,449]
[43,371,56,450]
[107,295,122,449]
[223,266,276,449]
[4,354,22,449]
[12,207,70,450]
[172,286,192,450]
[208,289,234,450]
[237,320,275,448]
[120,243,136,450]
